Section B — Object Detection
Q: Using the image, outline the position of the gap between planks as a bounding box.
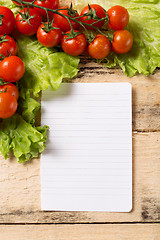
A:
[0,222,160,225]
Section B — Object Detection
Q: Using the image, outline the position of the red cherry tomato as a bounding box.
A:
[54,6,80,32]
[16,8,42,36]
[61,30,87,56]
[37,22,62,47]
[0,6,15,35]
[0,35,17,59]
[12,0,33,6]
[0,92,17,119]
[0,83,19,100]
[107,5,129,30]
[80,4,106,30]
[0,56,25,82]
[34,0,59,19]
[88,34,111,59]
[112,30,133,54]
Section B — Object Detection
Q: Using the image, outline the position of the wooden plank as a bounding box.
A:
[1,0,160,222]
[0,224,160,240]
[67,65,160,131]
[36,67,160,131]
[29,65,160,131]
[0,132,160,223]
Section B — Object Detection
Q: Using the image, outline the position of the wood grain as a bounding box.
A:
[0,224,160,240]
[1,0,160,227]
[39,67,160,132]
[0,0,159,236]
[69,63,160,132]
[0,132,160,223]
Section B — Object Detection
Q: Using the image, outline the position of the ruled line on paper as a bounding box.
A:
[41,83,132,212]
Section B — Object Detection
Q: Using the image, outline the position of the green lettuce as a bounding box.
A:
[0,1,80,163]
[0,114,49,163]
[0,0,20,13]
[0,0,159,163]
[17,36,80,97]
[75,0,160,76]
[0,35,79,162]
[18,95,41,125]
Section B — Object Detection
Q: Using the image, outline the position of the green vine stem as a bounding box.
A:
[13,0,111,40]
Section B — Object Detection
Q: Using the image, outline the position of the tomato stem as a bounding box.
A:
[64,29,81,40]
[45,8,50,30]
[0,51,12,61]
[67,3,78,17]
[14,0,111,39]
[0,14,4,26]
[0,34,9,44]
[0,78,7,85]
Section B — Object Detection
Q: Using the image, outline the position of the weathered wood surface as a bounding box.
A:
[0,130,160,223]
[0,62,160,224]
[62,0,160,132]
[0,224,160,240]
[75,61,160,132]
[0,0,160,238]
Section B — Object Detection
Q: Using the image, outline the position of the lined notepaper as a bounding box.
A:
[41,83,132,212]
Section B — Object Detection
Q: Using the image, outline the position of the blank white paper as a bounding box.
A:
[41,83,132,212]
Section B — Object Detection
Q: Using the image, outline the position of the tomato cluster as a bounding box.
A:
[11,1,133,58]
[0,6,25,119]
[0,1,134,119]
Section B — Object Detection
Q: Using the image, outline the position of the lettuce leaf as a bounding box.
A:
[1,0,159,163]
[18,95,41,125]
[17,36,80,97]
[0,34,79,162]
[2,0,160,77]
[0,114,49,163]
[0,0,20,13]
[0,1,80,163]
[75,0,160,76]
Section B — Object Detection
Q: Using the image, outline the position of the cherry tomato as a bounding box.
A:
[0,6,15,35]
[37,22,62,47]
[0,92,17,119]
[16,8,42,36]
[0,83,19,100]
[80,4,106,30]
[88,34,111,59]
[34,0,59,19]
[112,30,133,54]
[0,35,17,59]
[0,56,25,82]
[61,30,87,56]
[12,0,33,6]
[107,5,129,30]
[54,6,80,32]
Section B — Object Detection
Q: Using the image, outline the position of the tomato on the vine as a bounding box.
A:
[107,5,129,30]
[0,56,25,82]
[0,6,15,35]
[34,0,59,19]
[0,83,19,100]
[12,0,33,6]
[54,6,80,32]
[88,34,111,59]
[0,35,17,59]
[80,4,107,30]
[61,30,87,56]
[16,8,42,36]
[0,92,17,119]
[37,22,62,47]
[112,30,133,54]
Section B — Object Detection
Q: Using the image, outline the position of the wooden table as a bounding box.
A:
[0,57,160,239]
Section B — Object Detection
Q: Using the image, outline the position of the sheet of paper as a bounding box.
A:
[41,83,132,212]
